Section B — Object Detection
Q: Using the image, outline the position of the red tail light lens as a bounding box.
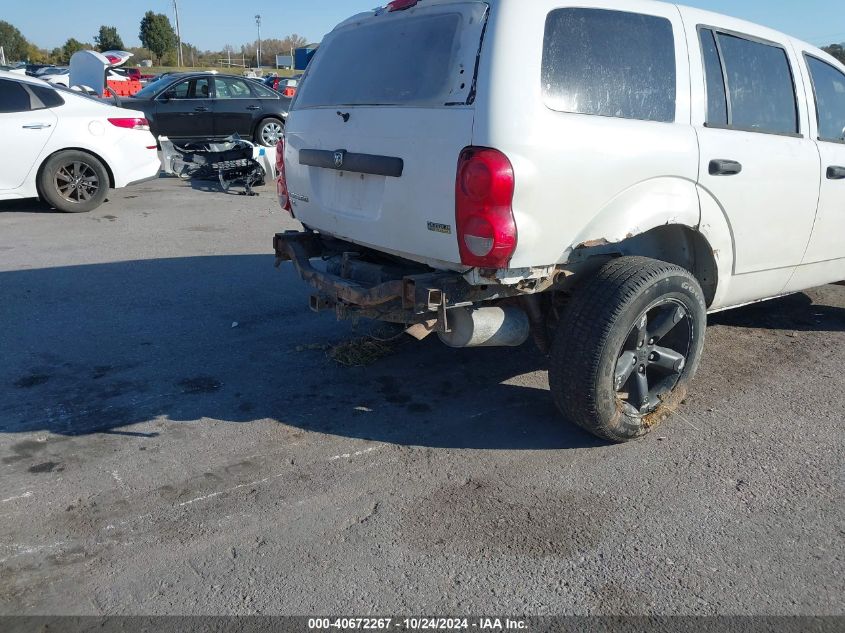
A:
[276,136,292,215]
[455,147,517,269]
[108,117,150,131]
[388,0,419,11]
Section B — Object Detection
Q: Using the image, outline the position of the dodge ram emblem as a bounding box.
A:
[334,151,345,169]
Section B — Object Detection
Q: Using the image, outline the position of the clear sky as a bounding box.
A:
[3,0,844,51]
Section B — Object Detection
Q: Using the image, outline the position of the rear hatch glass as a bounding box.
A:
[294,11,468,109]
[285,2,488,269]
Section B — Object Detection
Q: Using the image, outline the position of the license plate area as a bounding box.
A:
[311,167,386,219]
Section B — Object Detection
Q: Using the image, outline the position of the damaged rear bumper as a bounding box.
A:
[273,231,527,330]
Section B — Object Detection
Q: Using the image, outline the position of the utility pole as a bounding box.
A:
[173,0,184,67]
[255,14,262,71]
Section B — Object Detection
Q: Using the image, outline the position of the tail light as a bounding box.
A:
[108,117,150,131]
[283,87,296,98]
[388,0,419,11]
[276,136,292,215]
[455,147,517,269]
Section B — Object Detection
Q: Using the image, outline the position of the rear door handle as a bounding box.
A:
[827,166,845,180]
[247,105,261,111]
[22,123,52,129]
[709,159,743,176]
[194,106,210,112]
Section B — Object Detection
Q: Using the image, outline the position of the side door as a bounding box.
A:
[799,54,845,269]
[0,78,57,191]
[212,77,259,138]
[154,77,214,139]
[691,23,821,305]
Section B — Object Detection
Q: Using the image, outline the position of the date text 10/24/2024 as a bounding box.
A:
[308,618,529,631]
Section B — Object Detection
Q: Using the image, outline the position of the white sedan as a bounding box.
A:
[0,71,160,213]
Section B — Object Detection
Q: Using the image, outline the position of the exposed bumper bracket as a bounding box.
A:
[273,231,527,325]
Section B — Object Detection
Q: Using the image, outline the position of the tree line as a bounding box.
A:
[0,14,309,67]
[4,15,843,68]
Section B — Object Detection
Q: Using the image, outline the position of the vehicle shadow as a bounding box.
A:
[0,199,58,214]
[0,195,123,214]
[709,291,845,332]
[0,255,601,450]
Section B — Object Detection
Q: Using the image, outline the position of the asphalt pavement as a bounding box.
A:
[0,177,842,616]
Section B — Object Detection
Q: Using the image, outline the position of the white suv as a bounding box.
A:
[274,0,845,442]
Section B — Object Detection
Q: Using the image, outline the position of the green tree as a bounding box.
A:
[822,44,845,65]
[95,25,125,52]
[61,38,87,63]
[26,43,49,63]
[0,20,30,61]
[139,11,176,65]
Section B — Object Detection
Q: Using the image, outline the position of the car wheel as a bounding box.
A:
[255,117,284,147]
[548,256,707,443]
[39,150,110,213]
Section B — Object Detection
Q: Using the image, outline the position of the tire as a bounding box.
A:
[548,256,707,443]
[39,150,110,213]
[254,117,284,147]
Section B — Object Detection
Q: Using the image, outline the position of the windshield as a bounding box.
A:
[294,10,474,109]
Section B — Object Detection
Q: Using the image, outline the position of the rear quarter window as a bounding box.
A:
[0,80,64,112]
[542,8,677,123]
[250,82,279,99]
[29,84,65,109]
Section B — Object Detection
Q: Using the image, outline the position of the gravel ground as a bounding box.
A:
[0,177,842,616]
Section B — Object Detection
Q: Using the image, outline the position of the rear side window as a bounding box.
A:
[294,12,464,109]
[701,29,798,136]
[0,79,33,113]
[806,55,845,142]
[541,8,677,123]
[214,77,253,99]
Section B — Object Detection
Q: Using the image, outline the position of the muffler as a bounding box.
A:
[438,307,530,349]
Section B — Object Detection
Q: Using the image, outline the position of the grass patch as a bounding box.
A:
[327,324,409,368]
[327,337,397,368]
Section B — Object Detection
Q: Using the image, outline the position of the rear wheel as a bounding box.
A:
[255,117,284,147]
[548,257,707,442]
[39,150,109,213]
